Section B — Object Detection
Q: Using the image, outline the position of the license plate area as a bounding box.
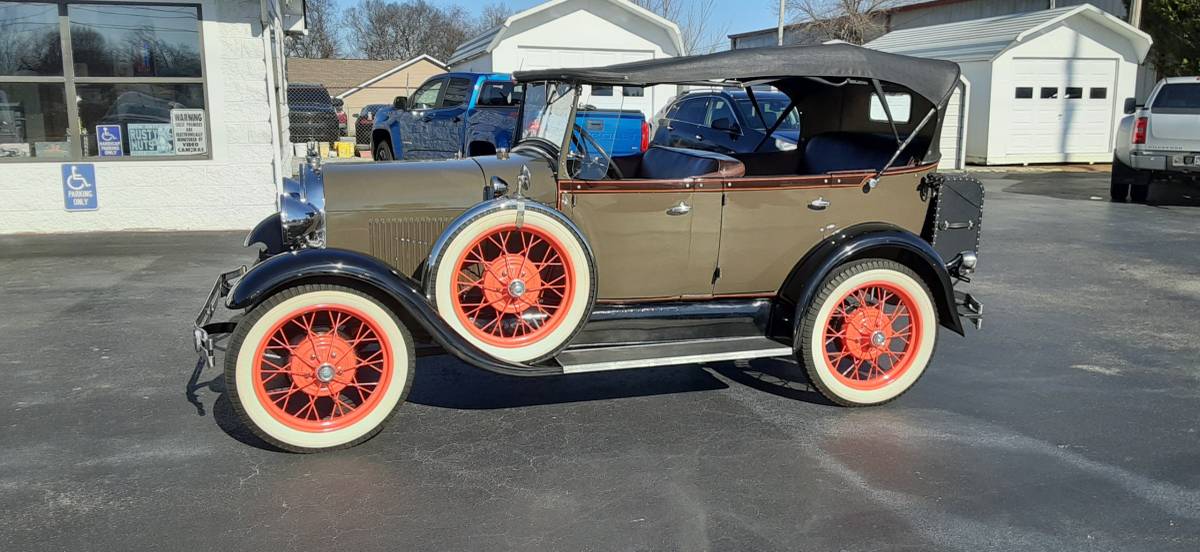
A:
[1172,154,1200,167]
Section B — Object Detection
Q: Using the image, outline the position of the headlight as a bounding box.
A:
[774,138,798,151]
[279,165,326,249]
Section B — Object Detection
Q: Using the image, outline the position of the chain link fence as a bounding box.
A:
[285,83,345,144]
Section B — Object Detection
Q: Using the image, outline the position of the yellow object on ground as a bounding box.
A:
[336,141,355,158]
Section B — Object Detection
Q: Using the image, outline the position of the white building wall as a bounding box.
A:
[984,17,1141,164]
[960,61,993,164]
[0,0,283,234]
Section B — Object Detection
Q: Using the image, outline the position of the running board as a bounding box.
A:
[556,336,792,374]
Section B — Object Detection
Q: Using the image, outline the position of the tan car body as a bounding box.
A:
[323,153,934,302]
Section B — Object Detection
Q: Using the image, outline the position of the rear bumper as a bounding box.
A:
[1130,150,1200,173]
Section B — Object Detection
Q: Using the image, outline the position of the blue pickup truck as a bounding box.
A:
[371,72,648,161]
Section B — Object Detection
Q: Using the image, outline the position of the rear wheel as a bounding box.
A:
[1110,155,1131,202]
[224,284,414,452]
[1130,182,1150,203]
[427,206,595,364]
[797,260,938,406]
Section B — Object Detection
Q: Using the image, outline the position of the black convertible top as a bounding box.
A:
[514,43,962,107]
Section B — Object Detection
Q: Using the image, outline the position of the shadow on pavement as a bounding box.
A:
[1000,172,1200,207]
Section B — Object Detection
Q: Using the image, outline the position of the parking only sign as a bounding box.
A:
[62,164,98,211]
[96,125,123,157]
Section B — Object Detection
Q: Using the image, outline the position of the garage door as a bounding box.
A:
[515,45,658,117]
[939,80,965,170]
[1007,58,1117,161]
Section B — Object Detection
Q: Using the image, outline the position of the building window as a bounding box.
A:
[0,2,208,162]
[1040,87,1058,99]
[591,85,613,97]
[1065,87,1083,100]
[622,86,644,97]
[1015,87,1033,99]
[1090,87,1107,100]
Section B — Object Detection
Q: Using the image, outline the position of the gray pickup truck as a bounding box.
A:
[1112,77,1200,202]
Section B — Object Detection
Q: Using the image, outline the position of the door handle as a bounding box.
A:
[666,201,692,216]
[421,115,434,123]
[808,197,831,211]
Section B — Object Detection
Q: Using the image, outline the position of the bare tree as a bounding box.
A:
[476,2,513,31]
[631,0,728,54]
[785,0,896,44]
[286,0,340,58]
[343,0,477,61]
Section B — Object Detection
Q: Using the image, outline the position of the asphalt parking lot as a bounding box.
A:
[2,171,1199,551]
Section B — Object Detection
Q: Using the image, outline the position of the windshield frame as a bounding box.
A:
[514,81,580,169]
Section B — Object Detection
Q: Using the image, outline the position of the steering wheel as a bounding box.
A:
[570,123,625,180]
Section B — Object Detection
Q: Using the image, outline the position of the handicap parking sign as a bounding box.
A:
[96,124,123,157]
[62,164,98,211]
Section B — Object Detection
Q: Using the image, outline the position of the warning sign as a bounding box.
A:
[171,109,207,155]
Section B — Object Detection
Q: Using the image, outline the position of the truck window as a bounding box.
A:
[477,82,520,107]
[1152,83,1200,113]
[409,79,444,110]
[441,78,473,108]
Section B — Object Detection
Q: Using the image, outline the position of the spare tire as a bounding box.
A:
[425,201,596,364]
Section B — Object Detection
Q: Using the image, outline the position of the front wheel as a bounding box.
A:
[796,259,939,406]
[224,284,414,452]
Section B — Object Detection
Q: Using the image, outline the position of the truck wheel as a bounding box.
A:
[796,259,938,407]
[1130,183,1150,203]
[374,140,393,161]
[427,204,596,364]
[1110,155,1131,202]
[224,284,414,453]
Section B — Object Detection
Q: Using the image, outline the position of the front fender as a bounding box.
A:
[227,248,558,377]
[780,222,964,336]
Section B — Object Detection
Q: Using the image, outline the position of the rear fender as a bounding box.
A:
[226,247,557,376]
[778,222,964,337]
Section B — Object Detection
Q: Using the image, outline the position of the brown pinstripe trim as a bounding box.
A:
[558,163,935,193]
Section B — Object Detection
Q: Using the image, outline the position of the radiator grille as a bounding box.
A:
[367,216,451,275]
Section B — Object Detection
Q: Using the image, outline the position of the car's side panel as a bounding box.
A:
[560,189,719,300]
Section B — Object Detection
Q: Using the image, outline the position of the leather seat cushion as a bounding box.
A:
[803,132,930,175]
[636,146,746,180]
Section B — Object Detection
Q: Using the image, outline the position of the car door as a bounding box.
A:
[397,77,445,160]
[423,76,472,159]
[663,96,709,150]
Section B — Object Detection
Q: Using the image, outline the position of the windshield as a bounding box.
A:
[1152,83,1200,113]
[520,82,577,147]
[736,98,799,131]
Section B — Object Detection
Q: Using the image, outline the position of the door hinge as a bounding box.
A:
[711,266,721,284]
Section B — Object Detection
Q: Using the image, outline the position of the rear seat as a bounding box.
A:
[636,146,746,180]
[802,132,930,175]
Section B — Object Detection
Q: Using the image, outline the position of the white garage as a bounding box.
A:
[867,4,1151,165]
[447,0,685,118]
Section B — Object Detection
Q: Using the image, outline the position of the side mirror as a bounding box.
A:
[1123,97,1137,115]
[711,117,740,134]
[332,98,343,108]
[392,96,408,111]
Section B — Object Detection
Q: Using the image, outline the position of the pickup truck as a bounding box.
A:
[1112,77,1200,202]
[371,72,648,161]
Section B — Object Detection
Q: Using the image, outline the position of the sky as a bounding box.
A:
[331,0,784,51]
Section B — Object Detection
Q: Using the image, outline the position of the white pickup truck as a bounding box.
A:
[1112,77,1200,202]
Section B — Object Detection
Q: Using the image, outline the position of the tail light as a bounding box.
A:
[1133,117,1148,145]
[640,120,650,152]
[337,112,347,124]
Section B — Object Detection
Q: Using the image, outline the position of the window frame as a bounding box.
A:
[408,76,446,111]
[0,1,210,163]
[670,96,711,125]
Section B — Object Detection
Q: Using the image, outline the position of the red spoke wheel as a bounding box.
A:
[225,285,414,452]
[429,206,595,363]
[797,260,938,406]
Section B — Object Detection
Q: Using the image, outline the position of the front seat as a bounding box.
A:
[637,146,746,180]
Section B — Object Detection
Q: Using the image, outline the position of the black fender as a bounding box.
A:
[226,247,559,377]
[243,213,285,257]
[779,222,964,337]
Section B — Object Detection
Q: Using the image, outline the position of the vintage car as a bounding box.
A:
[194,44,985,452]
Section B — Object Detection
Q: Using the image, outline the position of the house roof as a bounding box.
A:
[727,0,955,40]
[285,55,447,98]
[447,0,686,66]
[865,4,1152,63]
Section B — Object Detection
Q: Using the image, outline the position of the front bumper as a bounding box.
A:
[955,291,983,330]
[192,266,248,369]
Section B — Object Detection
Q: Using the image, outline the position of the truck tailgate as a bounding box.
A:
[575,110,646,156]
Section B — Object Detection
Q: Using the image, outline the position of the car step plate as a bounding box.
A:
[556,336,792,374]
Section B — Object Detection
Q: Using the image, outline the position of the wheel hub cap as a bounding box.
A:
[508,279,526,297]
[288,333,358,396]
[480,254,543,314]
[316,364,336,382]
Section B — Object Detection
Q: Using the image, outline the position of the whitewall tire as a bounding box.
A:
[797,259,938,406]
[427,206,595,364]
[224,284,414,452]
